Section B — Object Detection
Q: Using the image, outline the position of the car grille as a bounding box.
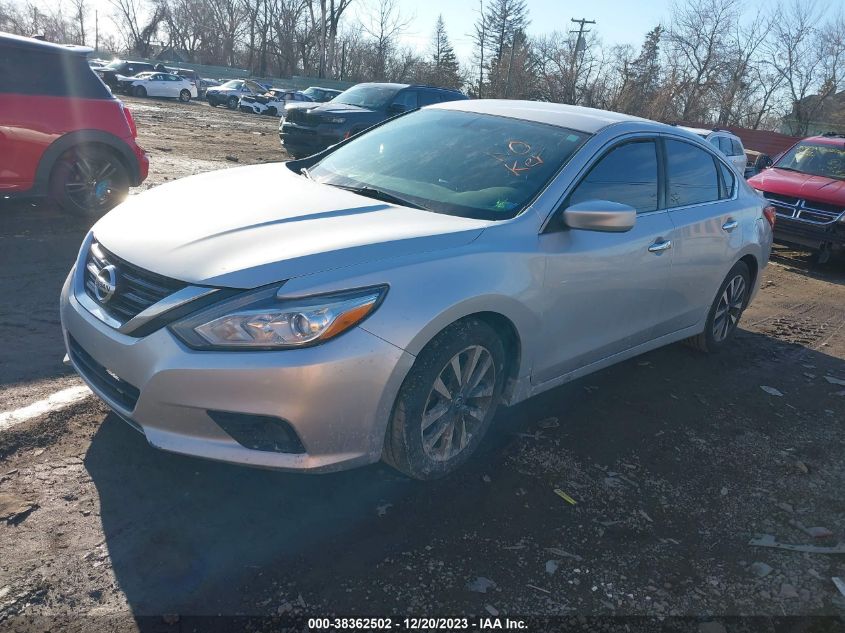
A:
[68,335,140,411]
[762,193,845,226]
[84,240,186,324]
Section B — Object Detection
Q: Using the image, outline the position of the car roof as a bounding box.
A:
[0,31,92,55]
[431,100,665,135]
[804,135,845,147]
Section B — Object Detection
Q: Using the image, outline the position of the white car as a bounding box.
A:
[119,72,198,102]
[678,126,747,174]
[239,89,312,116]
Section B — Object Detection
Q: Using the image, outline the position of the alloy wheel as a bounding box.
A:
[421,345,496,462]
[712,274,746,342]
[63,154,120,211]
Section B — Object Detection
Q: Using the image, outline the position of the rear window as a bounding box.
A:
[0,46,111,99]
[665,139,721,207]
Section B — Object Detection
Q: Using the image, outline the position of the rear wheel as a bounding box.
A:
[686,261,751,353]
[227,96,239,109]
[133,85,146,97]
[383,318,506,480]
[179,89,191,102]
[48,146,129,217]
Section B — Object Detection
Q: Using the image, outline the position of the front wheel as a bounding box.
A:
[227,96,239,109]
[48,146,130,217]
[383,318,506,480]
[134,85,146,97]
[686,261,751,353]
[179,89,191,102]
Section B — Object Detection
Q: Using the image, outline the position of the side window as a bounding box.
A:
[731,139,744,156]
[392,90,418,110]
[717,137,732,155]
[568,140,659,214]
[717,161,735,199]
[665,139,720,207]
[418,90,440,106]
[709,137,720,149]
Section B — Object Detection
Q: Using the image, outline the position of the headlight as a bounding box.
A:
[170,285,387,350]
[327,117,346,124]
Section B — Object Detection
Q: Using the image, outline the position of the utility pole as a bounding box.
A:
[568,17,595,104]
[95,10,99,52]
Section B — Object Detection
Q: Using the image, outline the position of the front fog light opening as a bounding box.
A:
[207,410,305,454]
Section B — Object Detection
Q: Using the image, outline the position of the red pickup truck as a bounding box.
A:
[747,133,845,263]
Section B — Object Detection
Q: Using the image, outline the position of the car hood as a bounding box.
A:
[92,163,490,289]
[749,168,845,207]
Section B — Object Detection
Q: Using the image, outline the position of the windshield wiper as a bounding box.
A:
[300,167,314,180]
[330,184,426,210]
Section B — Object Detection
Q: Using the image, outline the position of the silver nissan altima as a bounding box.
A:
[60,100,774,479]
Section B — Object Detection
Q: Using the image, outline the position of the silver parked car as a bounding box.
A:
[60,100,774,479]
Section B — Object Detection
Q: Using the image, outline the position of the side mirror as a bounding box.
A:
[562,200,636,232]
[388,103,407,114]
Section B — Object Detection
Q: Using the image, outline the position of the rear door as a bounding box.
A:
[535,137,676,382]
[658,137,745,334]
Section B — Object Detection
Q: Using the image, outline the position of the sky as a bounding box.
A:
[381,0,676,61]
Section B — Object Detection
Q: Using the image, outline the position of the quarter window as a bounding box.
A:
[665,139,720,207]
[731,139,744,156]
[568,140,659,213]
[718,162,735,199]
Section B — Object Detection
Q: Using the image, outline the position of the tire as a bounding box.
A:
[134,85,146,97]
[227,96,239,109]
[48,146,130,217]
[383,318,506,480]
[686,261,751,353]
[266,106,277,116]
[179,89,191,102]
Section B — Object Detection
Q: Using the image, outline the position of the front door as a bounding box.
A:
[534,138,676,384]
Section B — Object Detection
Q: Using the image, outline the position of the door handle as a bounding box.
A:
[722,219,738,232]
[648,239,672,253]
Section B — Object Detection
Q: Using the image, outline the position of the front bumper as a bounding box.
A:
[279,122,343,156]
[60,268,415,472]
[774,217,845,252]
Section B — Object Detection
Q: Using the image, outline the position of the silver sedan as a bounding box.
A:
[60,100,774,479]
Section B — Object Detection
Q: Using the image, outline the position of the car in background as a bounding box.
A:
[92,59,156,91]
[677,126,747,173]
[119,72,198,101]
[206,79,266,109]
[169,67,203,97]
[239,88,312,115]
[0,33,148,215]
[279,82,468,158]
[748,133,845,263]
[61,100,772,479]
[301,86,342,103]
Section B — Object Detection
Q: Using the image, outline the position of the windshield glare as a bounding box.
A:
[334,85,397,109]
[309,109,590,220]
[776,142,845,180]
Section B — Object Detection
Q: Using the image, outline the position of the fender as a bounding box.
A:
[32,129,143,196]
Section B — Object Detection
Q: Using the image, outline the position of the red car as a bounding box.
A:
[0,32,148,215]
[748,133,845,263]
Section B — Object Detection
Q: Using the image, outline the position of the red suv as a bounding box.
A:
[748,133,845,263]
[0,32,148,215]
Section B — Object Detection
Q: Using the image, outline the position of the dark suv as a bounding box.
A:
[279,82,467,158]
[0,33,148,215]
[92,59,157,91]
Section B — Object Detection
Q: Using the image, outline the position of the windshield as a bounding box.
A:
[220,80,243,90]
[134,72,154,79]
[103,60,124,70]
[309,109,590,220]
[334,85,398,109]
[775,141,845,180]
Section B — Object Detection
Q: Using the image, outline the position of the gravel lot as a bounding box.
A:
[1,96,844,631]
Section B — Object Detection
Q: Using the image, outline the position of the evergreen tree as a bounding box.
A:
[429,14,461,89]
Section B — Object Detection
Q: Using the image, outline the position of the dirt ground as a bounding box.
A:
[1,96,844,632]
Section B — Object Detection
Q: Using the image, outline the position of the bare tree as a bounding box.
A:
[360,0,410,80]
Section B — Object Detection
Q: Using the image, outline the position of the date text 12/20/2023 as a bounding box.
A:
[307,617,529,630]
